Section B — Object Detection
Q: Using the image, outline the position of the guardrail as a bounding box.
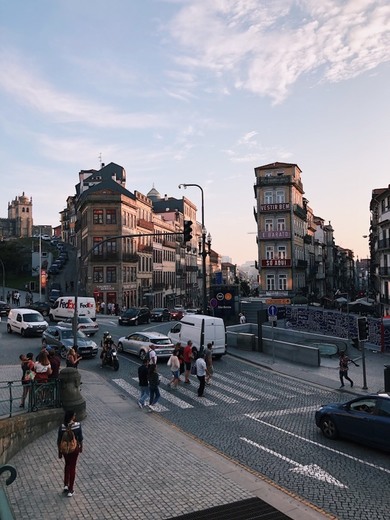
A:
[0,380,61,418]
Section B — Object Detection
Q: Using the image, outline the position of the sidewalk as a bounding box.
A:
[3,361,334,520]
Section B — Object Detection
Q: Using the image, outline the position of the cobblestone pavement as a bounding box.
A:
[3,364,331,520]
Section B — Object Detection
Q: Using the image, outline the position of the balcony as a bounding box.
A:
[378,238,390,250]
[91,253,119,262]
[186,265,199,272]
[137,218,154,232]
[293,204,307,221]
[295,259,308,269]
[379,266,390,277]
[380,296,390,305]
[138,244,153,253]
[122,253,139,263]
[163,239,176,248]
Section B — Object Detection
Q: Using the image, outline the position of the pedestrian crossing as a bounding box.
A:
[112,366,320,413]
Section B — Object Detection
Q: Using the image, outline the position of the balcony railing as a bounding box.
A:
[293,204,307,220]
[295,259,308,269]
[137,218,154,231]
[122,253,139,263]
[379,266,390,276]
[138,244,153,253]
[186,265,199,272]
[91,253,119,262]
[378,239,390,250]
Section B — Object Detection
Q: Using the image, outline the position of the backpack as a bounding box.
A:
[145,350,151,362]
[60,425,78,455]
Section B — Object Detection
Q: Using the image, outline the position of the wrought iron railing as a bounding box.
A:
[0,380,61,418]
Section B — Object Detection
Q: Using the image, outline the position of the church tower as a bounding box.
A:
[8,193,33,237]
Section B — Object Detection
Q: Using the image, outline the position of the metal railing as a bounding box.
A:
[0,380,61,418]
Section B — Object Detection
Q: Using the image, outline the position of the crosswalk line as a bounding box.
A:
[113,378,169,411]
[245,405,319,419]
[241,370,314,396]
[213,373,278,401]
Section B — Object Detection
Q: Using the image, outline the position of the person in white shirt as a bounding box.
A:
[195,354,209,397]
[239,313,246,324]
[148,345,157,366]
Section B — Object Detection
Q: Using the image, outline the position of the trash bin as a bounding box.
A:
[384,365,390,392]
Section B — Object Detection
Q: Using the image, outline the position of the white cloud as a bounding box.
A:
[167,0,390,103]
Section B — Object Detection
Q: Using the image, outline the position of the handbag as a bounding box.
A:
[190,364,197,376]
[24,369,35,382]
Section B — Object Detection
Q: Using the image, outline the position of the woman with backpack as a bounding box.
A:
[57,410,83,497]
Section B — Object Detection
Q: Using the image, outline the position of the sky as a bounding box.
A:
[1,0,389,265]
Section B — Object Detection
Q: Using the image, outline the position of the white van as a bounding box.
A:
[7,308,48,337]
[168,314,226,358]
[49,297,96,322]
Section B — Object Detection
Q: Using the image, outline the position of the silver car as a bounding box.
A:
[57,316,99,336]
[117,331,175,360]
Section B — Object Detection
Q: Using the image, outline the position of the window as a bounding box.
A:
[264,191,273,204]
[93,267,104,283]
[277,218,285,231]
[266,246,274,260]
[106,209,117,225]
[278,275,287,291]
[93,209,104,224]
[106,239,117,254]
[277,246,286,259]
[265,219,273,231]
[106,267,116,283]
[276,190,285,203]
[266,275,275,291]
[93,237,103,255]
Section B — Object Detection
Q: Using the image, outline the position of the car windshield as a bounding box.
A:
[151,338,172,346]
[61,329,87,339]
[24,314,45,323]
[125,309,138,317]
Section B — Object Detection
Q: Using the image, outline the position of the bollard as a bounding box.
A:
[384,365,390,393]
[58,368,86,420]
[0,464,17,520]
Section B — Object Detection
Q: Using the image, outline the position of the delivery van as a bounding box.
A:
[7,308,48,337]
[49,297,96,322]
[168,314,226,358]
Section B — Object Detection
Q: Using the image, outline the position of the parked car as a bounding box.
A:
[315,393,390,452]
[48,265,59,275]
[118,307,151,326]
[169,308,185,321]
[7,308,48,337]
[150,308,171,322]
[42,325,98,359]
[49,288,62,304]
[27,301,51,317]
[117,331,175,360]
[57,317,99,336]
[0,300,11,317]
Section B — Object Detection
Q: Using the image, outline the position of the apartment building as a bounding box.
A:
[370,186,390,316]
[253,162,307,300]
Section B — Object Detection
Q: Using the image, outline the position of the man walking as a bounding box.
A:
[183,340,194,384]
[195,353,209,398]
[339,351,359,388]
[137,358,149,408]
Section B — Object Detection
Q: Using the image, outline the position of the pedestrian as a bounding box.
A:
[195,353,209,397]
[239,313,246,324]
[205,343,214,385]
[147,344,157,366]
[48,349,61,379]
[167,348,180,389]
[66,348,82,368]
[6,291,11,305]
[100,301,106,314]
[34,351,52,383]
[339,352,359,388]
[148,363,161,411]
[177,342,185,380]
[57,410,83,497]
[19,353,35,408]
[183,340,194,384]
[137,358,150,409]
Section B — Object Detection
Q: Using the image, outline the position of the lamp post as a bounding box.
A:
[179,183,210,314]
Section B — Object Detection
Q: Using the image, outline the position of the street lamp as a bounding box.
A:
[179,183,210,314]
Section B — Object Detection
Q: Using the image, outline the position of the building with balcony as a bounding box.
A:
[370,186,390,315]
[253,162,308,300]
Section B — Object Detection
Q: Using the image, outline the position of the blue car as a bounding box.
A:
[315,393,390,452]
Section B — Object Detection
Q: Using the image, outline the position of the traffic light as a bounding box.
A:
[357,317,368,341]
[183,220,193,242]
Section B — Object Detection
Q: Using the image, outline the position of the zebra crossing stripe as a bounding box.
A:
[246,405,319,418]
[113,378,169,411]
[213,373,278,401]
[241,370,314,396]
[211,374,262,401]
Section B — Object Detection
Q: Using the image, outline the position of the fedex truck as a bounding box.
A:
[49,297,96,322]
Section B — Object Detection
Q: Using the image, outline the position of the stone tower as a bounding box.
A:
[8,192,33,237]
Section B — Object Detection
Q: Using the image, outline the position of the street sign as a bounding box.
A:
[269,315,277,322]
[268,305,278,317]
[266,298,291,305]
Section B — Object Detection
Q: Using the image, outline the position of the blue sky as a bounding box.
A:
[1,0,389,265]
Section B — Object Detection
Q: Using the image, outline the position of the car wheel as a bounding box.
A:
[113,359,119,371]
[134,318,139,326]
[320,416,338,440]
[117,342,123,353]
[49,314,54,322]
[60,346,68,360]
[7,324,12,334]
[21,329,26,337]
[139,350,147,361]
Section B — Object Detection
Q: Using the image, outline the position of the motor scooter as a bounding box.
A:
[101,344,119,371]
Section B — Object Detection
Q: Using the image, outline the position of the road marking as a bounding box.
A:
[113,378,170,411]
[131,376,195,408]
[241,370,314,395]
[214,373,278,400]
[240,437,347,488]
[248,406,319,418]
[211,374,263,401]
[245,414,390,475]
